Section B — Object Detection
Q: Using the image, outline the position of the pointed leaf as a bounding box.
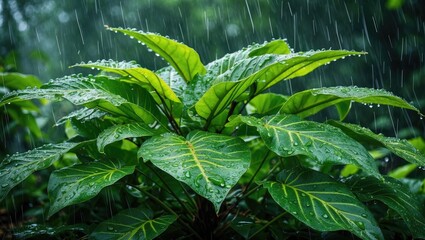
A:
[239,114,380,178]
[328,120,425,166]
[264,167,383,240]
[97,123,164,153]
[346,176,425,238]
[108,27,205,82]
[91,207,176,240]
[48,160,135,217]
[248,39,291,56]
[138,130,251,212]
[280,86,423,118]
[0,142,79,201]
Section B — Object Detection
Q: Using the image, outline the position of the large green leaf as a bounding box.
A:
[108,26,205,82]
[345,176,425,238]
[138,130,251,211]
[91,206,176,240]
[0,72,42,90]
[48,159,135,217]
[97,122,164,153]
[73,60,180,103]
[0,142,79,201]
[264,167,383,240]
[328,120,425,166]
[238,114,380,178]
[280,86,423,118]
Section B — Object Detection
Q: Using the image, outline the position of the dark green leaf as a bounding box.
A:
[55,107,107,126]
[139,130,251,211]
[47,159,135,217]
[264,167,383,240]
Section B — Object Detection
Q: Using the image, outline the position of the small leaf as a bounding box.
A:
[0,142,79,201]
[346,175,425,239]
[280,86,423,118]
[388,163,417,178]
[91,206,176,240]
[108,27,206,82]
[47,159,135,217]
[264,167,383,240]
[139,130,251,212]
[248,39,291,56]
[239,114,380,178]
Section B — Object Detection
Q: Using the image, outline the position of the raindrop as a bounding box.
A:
[355,221,366,230]
[184,171,191,178]
[322,214,329,219]
[107,226,114,231]
[1,184,8,188]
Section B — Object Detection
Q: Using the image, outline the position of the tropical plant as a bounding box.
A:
[1,26,425,239]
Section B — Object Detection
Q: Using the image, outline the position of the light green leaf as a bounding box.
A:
[264,167,383,240]
[0,72,42,90]
[280,86,423,118]
[73,60,180,103]
[138,130,251,212]
[0,142,79,201]
[97,123,164,153]
[346,175,425,239]
[328,120,425,166]
[246,93,287,115]
[108,27,205,82]
[248,39,291,56]
[239,114,380,178]
[91,206,176,240]
[388,163,417,179]
[48,159,135,217]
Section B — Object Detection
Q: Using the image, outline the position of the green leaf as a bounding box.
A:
[0,142,79,201]
[138,130,251,212]
[246,93,288,115]
[47,159,135,217]
[97,122,164,153]
[248,39,291,56]
[0,72,42,90]
[238,114,380,178]
[73,60,180,103]
[328,120,425,166]
[264,167,383,240]
[280,86,423,118]
[91,206,176,240]
[388,163,417,179]
[346,175,425,238]
[55,107,107,126]
[108,27,205,82]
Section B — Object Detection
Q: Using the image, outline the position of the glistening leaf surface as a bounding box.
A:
[108,27,205,82]
[91,207,176,240]
[0,142,79,201]
[346,176,425,238]
[239,114,380,178]
[48,160,135,217]
[280,86,423,118]
[138,130,251,211]
[264,167,383,240]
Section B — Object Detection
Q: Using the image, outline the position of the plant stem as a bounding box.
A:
[156,91,182,135]
[249,211,287,238]
[244,150,271,194]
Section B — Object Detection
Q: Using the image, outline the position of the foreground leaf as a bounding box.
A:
[264,167,383,240]
[139,130,251,211]
[345,176,425,238]
[91,207,176,240]
[0,142,79,201]
[48,160,135,217]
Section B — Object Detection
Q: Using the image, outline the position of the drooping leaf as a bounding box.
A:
[73,60,180,103]
[108,27,205,82]
[90,206,176,240]
[0,72,42,90]
[264,167,384,240]
[238,114,380,178]
[155,66,187,97]
[47,159,135,217]
[345,175,425,238]
[280,86,423,118]
[328,120,425,166]
[0,142,79,201]
[138,130,251,212]
[97,122,164,153]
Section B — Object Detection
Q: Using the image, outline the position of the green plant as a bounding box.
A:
[1,26,425,239]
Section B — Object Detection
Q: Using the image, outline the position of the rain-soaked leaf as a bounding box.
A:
[264,167,384,240]
[280,86,423,118]
[328,120,425,166]
[90,206,176,240]
[0,142,79,201]
[246,93,288,115]
[47,159,135,217]
[97,122,164,153]
[138,130,251,212]
[238,114,380,178]
[108,26,205,82]
[0,72,42,90]
[346,175,425,239]
[55,107,107,126]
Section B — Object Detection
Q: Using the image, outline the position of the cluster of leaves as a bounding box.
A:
[1,26,425,239]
